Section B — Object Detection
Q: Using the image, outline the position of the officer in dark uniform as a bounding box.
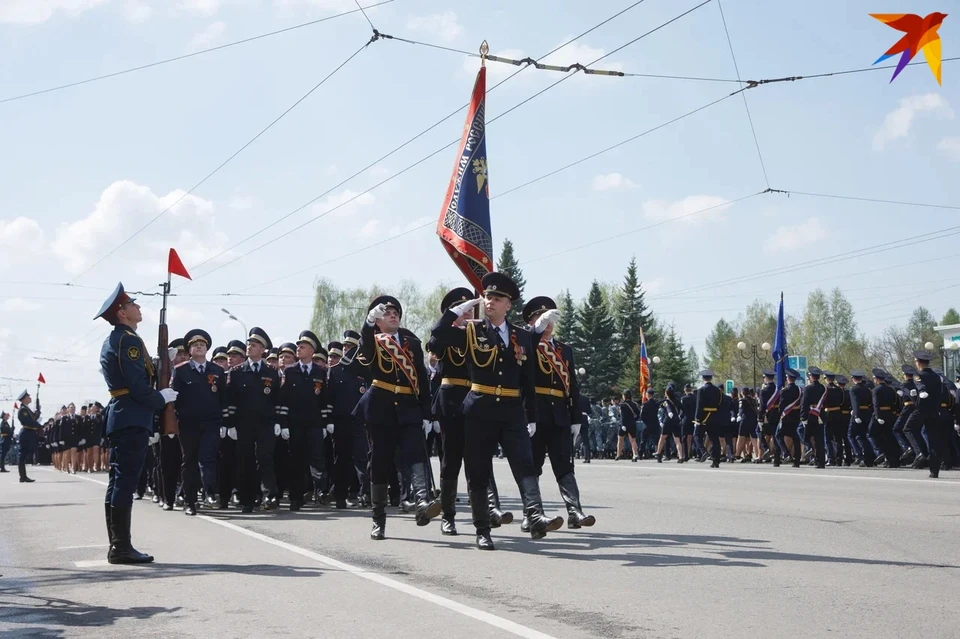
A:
[523,296,594,530]
[211,345,228,368]
[354,295,440,540]
[157,338,187,511]
[848,371,872,465]
[892,364,918,465]
[225,328,282,512]
[913,351,945,477]
[266,348,279,370]
[327,338,363,509]
[694,370,722,468]
[16,391,42,482]
[900,365,930,468]
[172,328,227,516]
[821,372,846,466]
[96,282,178,563]
[338,329,370,505]
[0,412,12,472]
[835,375,853,466]
[800,366,826,469]
[778,368,802,467]
[869,368,899,467]
[678,384,696,462]
[430,272,564,550]
[217,340,245,508]
[758,370,778,464]
[275,330,329,511]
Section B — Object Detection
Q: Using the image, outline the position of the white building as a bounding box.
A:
[932,323,960,376]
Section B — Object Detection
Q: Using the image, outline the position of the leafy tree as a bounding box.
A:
[575,281,619,398]
[496,239,526,321]
[942,308,960,325]
[705,318,738,382]
[907,306,938,348]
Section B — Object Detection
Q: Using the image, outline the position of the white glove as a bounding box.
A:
[693,421,700,427]
[280,428,290,440]
[325,423,334,434]
[919,391,929,399]
[167,347,177,362]
[527,423,536,437]
[667,412,674,419]
[897,390,904,397]
[571,423,581,442]
[910,389,918,397]
[366,302,387,325]
[149,433,160,445]
[432,421,440,433]
[60,440,65,446]
[159,388,178,403]
[801,420,807,427]
[451,298,481,317]
[423,419,432,437]
[227,427,237,440]
[855,417,862,424]
[274,423,281,437]
[166,433,175,439]
[78,439,86,446]
[322,429,328,439]
[730,416,736,422]
[877,419,885,425]
[534,309,560,332]
[220,427,227,439]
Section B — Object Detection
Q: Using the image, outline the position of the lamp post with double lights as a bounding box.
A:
[925,340,960,375]
[221,308,247,339]
[737,341,771,391]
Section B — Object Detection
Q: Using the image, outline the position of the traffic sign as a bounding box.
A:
[725,379,734,394]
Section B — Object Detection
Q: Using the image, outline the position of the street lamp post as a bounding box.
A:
[221,308,247,338]
[737,341,771,391]
[927,340,960,374]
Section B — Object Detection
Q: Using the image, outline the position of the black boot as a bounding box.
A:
[469,488,494,550]
[439,478,458,536]
[104,504,114,560]
[558,473,595,529]
[487,475,513,528]
[410,463,441,526]
[108,507,153,564]
[518,476,562,540]
[370,484,387,540]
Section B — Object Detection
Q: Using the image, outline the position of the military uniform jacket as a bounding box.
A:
[679,394,696,427]
[822,384,845,423]
[18,406,42,445]
[277,362,330,427]
[529,336,582,428]
[914,368,943,417]
[327,362,365,420]
[694,383,722,425]
[849,383,872,422]
[800,381,825,422]
[872,384,897,422]
[430,310,538,425]
[353,322,431,426]
[0,419,12,439]
[100,325,165,435]
[778,383,802,423]
[425,335,471,420]
[718,394,733,425]
[639,398,660,429]
[225,360,281,426]
[173,360,228,427]
[839,386,852,417]
[759,382,779,425]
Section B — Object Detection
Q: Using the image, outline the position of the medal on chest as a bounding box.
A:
[314,380,323,395]
[207,373,218,393]
[263,377,272,395]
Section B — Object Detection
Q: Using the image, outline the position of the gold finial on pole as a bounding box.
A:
[479,40,489,67]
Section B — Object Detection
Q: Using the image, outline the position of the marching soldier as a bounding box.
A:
[172,329,228,516]
[225,328,282,512]
[848,370,874,466]
[354,295,441,540]
[327,338,366,509]
[679,383,697,463]
[800,366,826,469]
[821,372,846,466]
[870,368,899,467]
[836,375,853,466]
[95,282,178,564]
[899,365,930,468]
[217,340,246,508]
[522,296,594,530]
[430,272,564,550]
[893,365,919,466]
[0,412,12,473]
[913,350,945,478]
[758,369,779,464]
[157,338,187,510]
[275,331,329,511]
[694,370,722,468]
[338,330,370,505]
[16,391,42,482]
[778,368,802,468]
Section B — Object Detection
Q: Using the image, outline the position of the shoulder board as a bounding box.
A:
[174,361,191,369]
[229,364,244,373]
[124,330,138,338]
[397,328,421,342]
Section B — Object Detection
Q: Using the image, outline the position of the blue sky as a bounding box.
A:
[1,0,958,412]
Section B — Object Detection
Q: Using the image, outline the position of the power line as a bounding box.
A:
[716,0,769,189]
[0,1,396,106]
[186,0,655,278]
[354,0,377,30]
[69,37,378,284]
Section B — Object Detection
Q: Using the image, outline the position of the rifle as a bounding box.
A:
[157,278,179,436]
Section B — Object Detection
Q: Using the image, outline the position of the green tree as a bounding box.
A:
[731,299,777,386]
[705,318,738,382]
[575,281,619,398]
[652,325,688,394]
[686,346,700,380]
[554,289,577,345]
[908,306,938,348]
[942,308,960,325]
[613,257,658,391]
[496,238,526,321]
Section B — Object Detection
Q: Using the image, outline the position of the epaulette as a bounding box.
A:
[397,328,421,342]
[229,364,244,373]
[174,361,191,369]
[124,330,137,338]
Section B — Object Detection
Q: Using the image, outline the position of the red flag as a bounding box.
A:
[37,373,46,384]
[13,403,18,410]
[167,248,192,280]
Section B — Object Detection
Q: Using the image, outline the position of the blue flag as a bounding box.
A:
[768,292,787,409]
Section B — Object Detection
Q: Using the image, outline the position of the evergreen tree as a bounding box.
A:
[942,308,960,325]
[686,346,700,381]
[652,326,688,394]
[576,280,618,398]
[496,238,526,321]
[614,257,657,389]
[554,289,577,346]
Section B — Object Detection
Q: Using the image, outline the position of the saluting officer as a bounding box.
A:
[522,296,594,530]
[800,366,826,469]
[694,370,722,468]
[172,329,228,516]
[430,272,564,550]
[95,283,178,564]
[354,295,440,540]
[225,327,282,512]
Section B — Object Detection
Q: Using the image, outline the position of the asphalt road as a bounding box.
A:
[1,460,958,639]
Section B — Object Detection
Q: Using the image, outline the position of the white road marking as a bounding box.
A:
[58,544,110,550]
[45,468,559,639]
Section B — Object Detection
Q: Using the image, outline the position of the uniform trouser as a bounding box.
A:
[779,417,802,461]
[826,416,851,463]
[531,421,574,480]
[425,428,443,460]
[179,423,220,505]
[105,428,150,508]
[804,416,825,466]
[18,439,37,479]
[159,434,182,505]
[218,436,237,507]
[703,425,721,464]
[236,421,278,506]
[438,415,465,481]
[463,417,536,496]
[926,413,948,472]
[903,412,930,456]
[274,436,289,498]
[352,424,370,496]
[366,422,427,485]
[307,426,329,492]
[1,437,10,469]
[286,422,312,504]
[137,445,153,496]
[580,424,592,461]
[892,409,913,452]
[868,416,898,463]
[333,417,359,502]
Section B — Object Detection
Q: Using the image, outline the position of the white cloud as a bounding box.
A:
[406,11,462,42]
[273,0,357,13]
[122,0,152,22]
[229,195,254,210]
[178,0,221,15]
[642,195,731,225]
[0,0,107,24]
[937,137,960,161]
[368,164,389,178]
[592,173,636,191]
[642,277,666,296]
[357,219,381,239]
[50,180,231,276]
[764,218,827,253]
[872,93,954,151]
[313,189,376,218]
[1,298,42,312]
[191,21,226,50]
[0,217,46,269]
